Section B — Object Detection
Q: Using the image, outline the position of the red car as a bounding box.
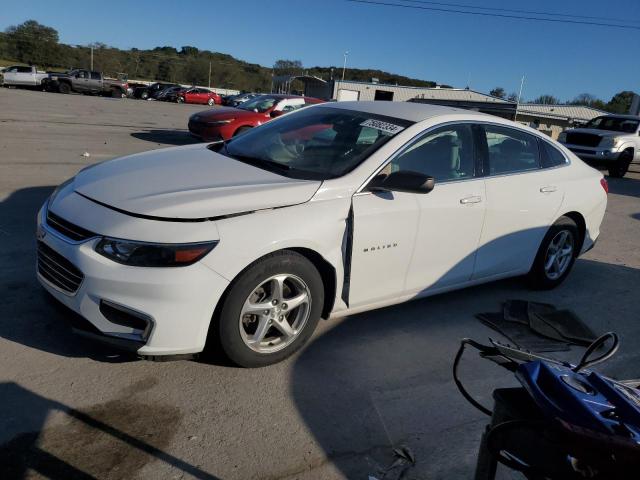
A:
[177,87,222,106]
[188,94,323,141]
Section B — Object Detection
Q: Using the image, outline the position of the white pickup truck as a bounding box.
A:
[1,65,49,88]
[558,114,640,178]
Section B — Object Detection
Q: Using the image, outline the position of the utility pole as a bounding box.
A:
[208,61,212,88]
[90,46,94,71]
[341,51,349,82]
[514,75,525,122]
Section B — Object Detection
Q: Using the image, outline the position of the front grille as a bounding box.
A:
[46,210,96,241]
[566,132,602,147]
[37,241,84,294]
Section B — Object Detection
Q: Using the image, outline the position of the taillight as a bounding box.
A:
[600,177,609,194]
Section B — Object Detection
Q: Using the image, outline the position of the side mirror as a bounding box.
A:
[270,110,285,118]
[369,170,435,194]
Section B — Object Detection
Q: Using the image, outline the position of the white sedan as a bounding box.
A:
[37,102,607,367]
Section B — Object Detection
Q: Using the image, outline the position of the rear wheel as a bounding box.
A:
[58,82,70,94]
[214,251,324,367]
[176,96,184,104]
[207,98,214,106]
[528,216,579,290]
[141,91,149,100]
[608,150,633,178]
[111,88,124,98]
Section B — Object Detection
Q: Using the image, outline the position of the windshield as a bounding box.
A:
[223,106,413,180]
[585,116,639,133]
[238,96,279,112]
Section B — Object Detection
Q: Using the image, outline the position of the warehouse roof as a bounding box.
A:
[516,104,608,121]
[335,80,512,104]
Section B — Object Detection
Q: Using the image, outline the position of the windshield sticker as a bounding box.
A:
[360,119,405,135]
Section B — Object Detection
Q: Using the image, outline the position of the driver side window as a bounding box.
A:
[386,124,476,182]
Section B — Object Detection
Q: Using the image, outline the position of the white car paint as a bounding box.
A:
[37,102,607,356]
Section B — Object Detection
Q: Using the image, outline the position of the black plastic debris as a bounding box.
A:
[477,300,599,352]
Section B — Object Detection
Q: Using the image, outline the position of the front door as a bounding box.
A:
[348,123,487,307]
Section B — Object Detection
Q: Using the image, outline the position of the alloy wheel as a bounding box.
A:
[544,230,574,280]
[238,274,311,354]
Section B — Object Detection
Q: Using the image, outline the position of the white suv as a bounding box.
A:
[559,114,640,178]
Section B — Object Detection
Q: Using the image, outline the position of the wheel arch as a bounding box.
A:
[203,247,338,354]
[558,211,586,251]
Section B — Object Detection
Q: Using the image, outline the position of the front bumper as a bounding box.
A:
[563,144,622,163]
[36,204,229,356]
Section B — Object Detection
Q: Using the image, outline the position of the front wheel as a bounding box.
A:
[214,251,324,367]
[608,150,633,178]
[140,91,148,100]
[207,98,214,106]
[528,216,579,290]
[176,96,184,104]
[58,82,70,94]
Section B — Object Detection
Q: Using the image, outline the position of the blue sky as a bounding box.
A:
[3,0,639,101]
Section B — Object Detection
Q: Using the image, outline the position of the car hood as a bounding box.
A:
[192,107,264,122]
[72,143,321,220]
[565,128,624,137]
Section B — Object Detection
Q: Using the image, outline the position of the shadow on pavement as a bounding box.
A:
[606,175,640,199]
[130,129,201,146]
[0,382,222,480]
[290,259,640,479]
[0,186,136,363]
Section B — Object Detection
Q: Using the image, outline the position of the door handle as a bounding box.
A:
[460,195,482,204]
[540,186,558,193]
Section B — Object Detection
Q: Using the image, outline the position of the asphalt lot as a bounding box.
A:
[1,87,639,480]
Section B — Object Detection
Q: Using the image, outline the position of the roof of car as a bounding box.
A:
[321,101,489,122]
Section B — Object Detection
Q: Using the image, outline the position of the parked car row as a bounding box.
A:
[188,93,324,141]
[1,65,130,97]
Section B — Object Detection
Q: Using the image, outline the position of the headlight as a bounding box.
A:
[557,132,567,143]
[206,119,234,126]
[95,238,218,267]
[599,137,620,148]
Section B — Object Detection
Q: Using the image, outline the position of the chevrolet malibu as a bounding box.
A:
[37,102,607,367]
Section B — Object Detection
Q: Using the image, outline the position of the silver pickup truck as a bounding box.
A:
[45,69,129,97]
[1,65,49,88]
[558,114,640,177]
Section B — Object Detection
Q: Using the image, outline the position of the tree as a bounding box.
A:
[489,87,506,99]
[273,59,303,76]
[507,92,519,102]
[4,20,59,66]
[180,46,199,56]
[568,93,607,111]
[531,94,559,105]
[606,91,635,114]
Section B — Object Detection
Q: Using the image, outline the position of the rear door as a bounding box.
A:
[74,70,90,92]
[472,124,564,279]
[89,71,103,92]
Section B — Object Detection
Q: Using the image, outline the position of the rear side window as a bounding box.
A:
[539,140,568,168]
[17,66,32,73]
[91,72,101,80]
[483,125,540,175]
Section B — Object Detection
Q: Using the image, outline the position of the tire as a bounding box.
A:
[528,216,579,290]
[176,96,184,104]
[141,91,148,100]
[233,126,251,137]
[111,88,124,98]
[608,150,633,178]
[58,82,71,94]
[207,98,214,106]
[214,251,324,368]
